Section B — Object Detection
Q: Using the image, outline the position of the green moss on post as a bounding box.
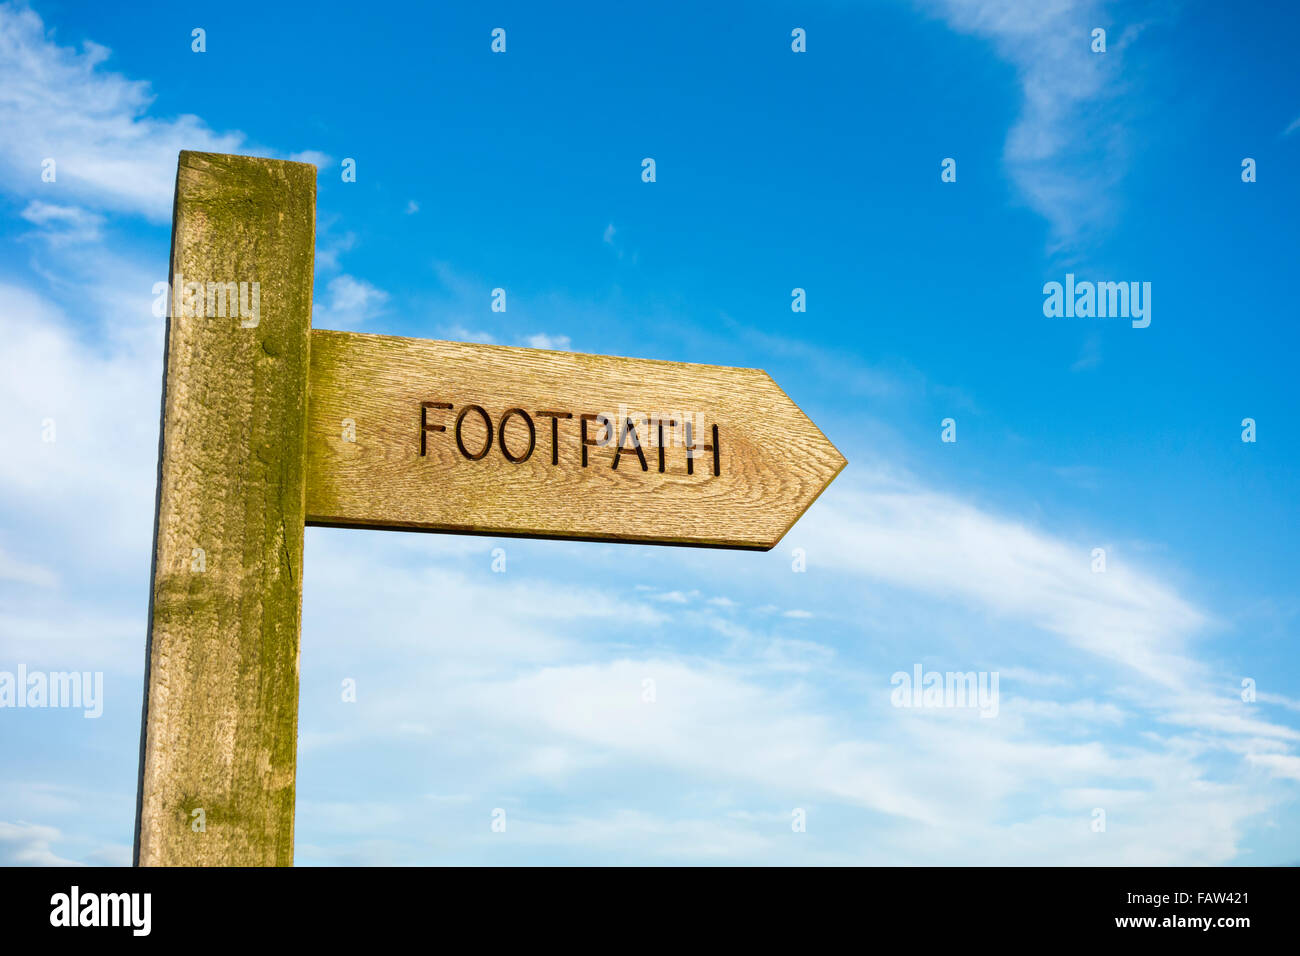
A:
[135,151,315,866]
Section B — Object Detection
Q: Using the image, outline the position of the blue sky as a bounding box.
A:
[0,0,1298,865]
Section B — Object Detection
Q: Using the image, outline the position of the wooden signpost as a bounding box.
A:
[134,151,845,866]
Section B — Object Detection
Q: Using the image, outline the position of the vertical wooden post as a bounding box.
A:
[134,151,316,866]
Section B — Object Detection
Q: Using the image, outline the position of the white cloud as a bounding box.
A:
[288,149,332,168]
[916,0,1132,248]
[802,475,1210,691]
[0,279,160,570]
[440,325,496,344]
[0,5,323,221]
[312,274,389,330]
[469,809,779,861]
[314,230,357,272]
[0,544,57,587]
[1259,691,1300,712]
[0,821,81,865]
[84,844,132,866]
[1247,754,1300,781]
[0,268,164,675]
[521,333,572,351]
[282,468,1299,862]
[1005,696,1126,724]
[19,201,104,244]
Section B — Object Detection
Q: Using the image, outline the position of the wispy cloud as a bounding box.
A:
[916,0,1135,249]
[0,821,81,866]
[288,149,332,168]
[0,544,57,587]
[522,333,572,350]
[312,274,389,330]
[799,470,1299,755]
[18,201,104,244]
[0,3,323,221]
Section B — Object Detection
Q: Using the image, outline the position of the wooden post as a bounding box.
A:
[134,151,316,866]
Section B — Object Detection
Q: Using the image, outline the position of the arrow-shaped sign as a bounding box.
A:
[305,329,846,549]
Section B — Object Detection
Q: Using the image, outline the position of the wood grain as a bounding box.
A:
[135,151,315,866]
[305,330,846,549]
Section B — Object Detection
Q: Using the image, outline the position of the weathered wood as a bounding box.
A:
[134,151,315,866]
[305,330,846,549]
